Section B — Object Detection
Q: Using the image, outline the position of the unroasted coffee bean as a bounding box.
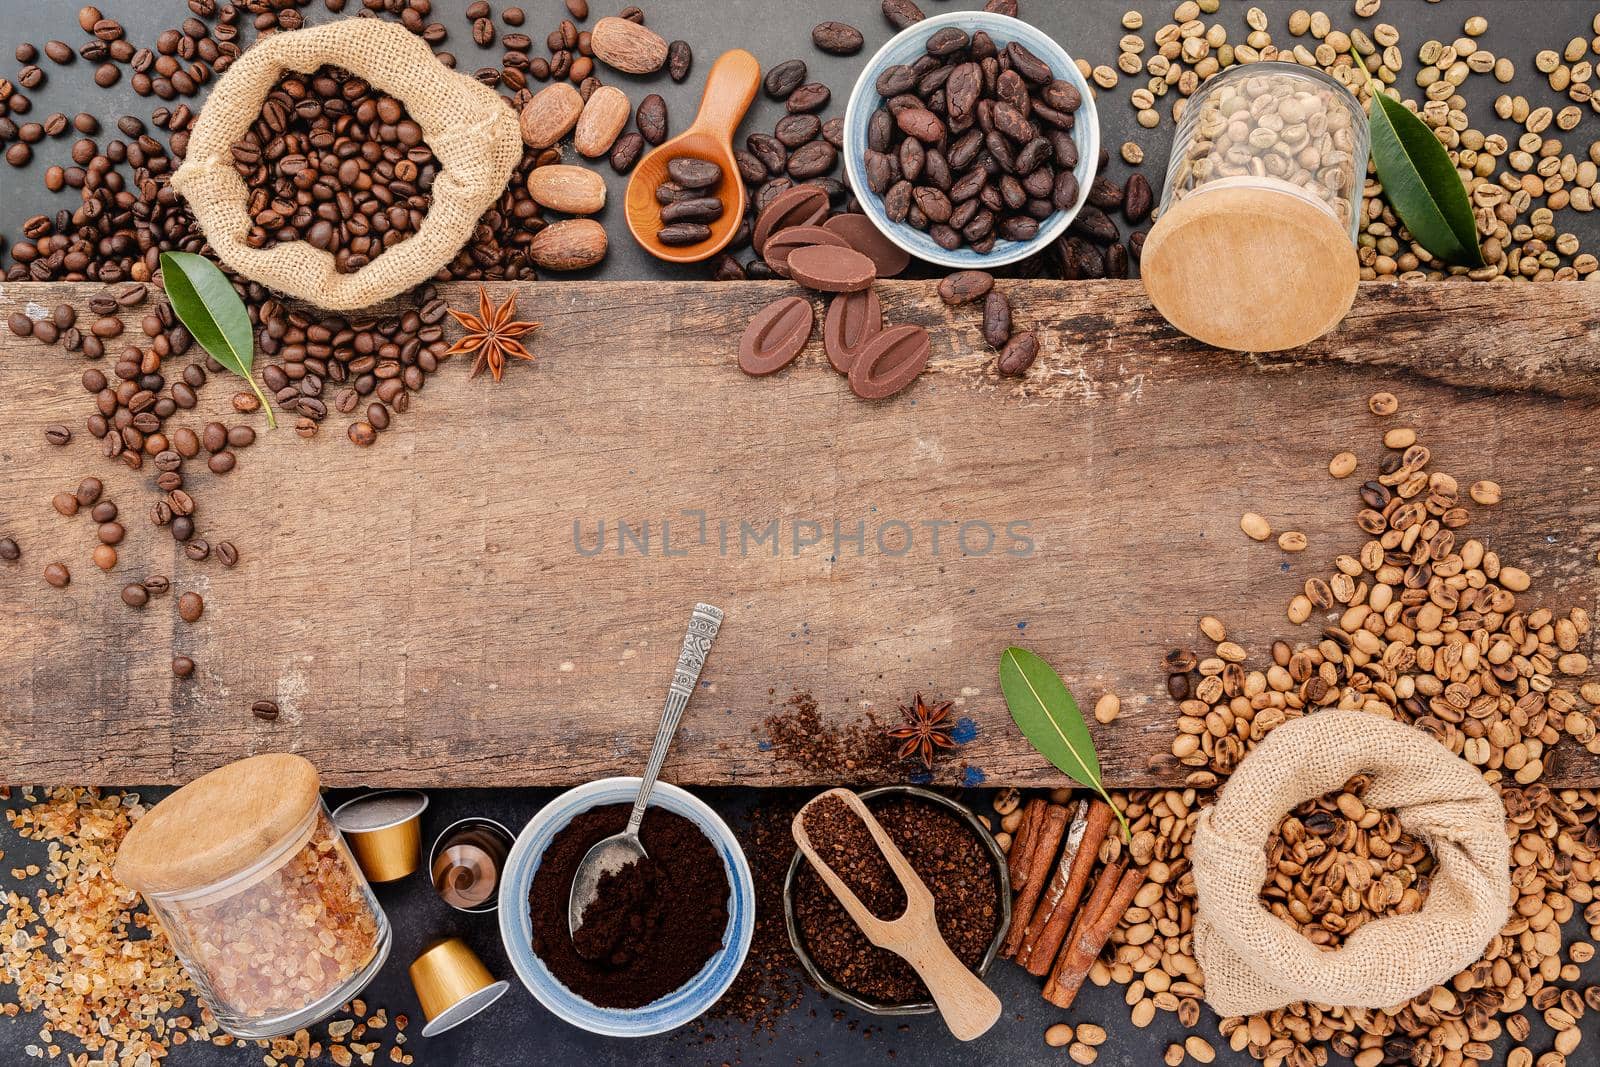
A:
[997,331,1039,376]
[764,59,806,100]
[938,270,993,305]
[812,21,864,56]
[881,0,926,30]
[849,323,930,399]
[982,290,1012,349]
[636,93,668,145]
[659,223,712,246]
[667,157,722,189]
[667,40,691,82]
[738,296,814,376]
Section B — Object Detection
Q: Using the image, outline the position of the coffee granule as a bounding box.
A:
[793,795,1000,1005]
[529,804,729,1009]
[760,691,902,781]
[802,795,907,921]
[708,794,807,1032]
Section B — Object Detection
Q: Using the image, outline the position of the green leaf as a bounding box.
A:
[998,647,1131,841]
[1356,61,1484,268]
[159,251,275,428]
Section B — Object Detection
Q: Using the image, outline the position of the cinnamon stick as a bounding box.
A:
[1041,861,1146,1009]
[1018,798,1114,974]
[1007,798,1047,893]
[1001,802,1069,958]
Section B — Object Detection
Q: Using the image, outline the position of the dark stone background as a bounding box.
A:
[3,1,1598,1065]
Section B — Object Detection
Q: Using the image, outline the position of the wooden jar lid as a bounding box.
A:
[115,753,322,895]
[1140,182,1359,352]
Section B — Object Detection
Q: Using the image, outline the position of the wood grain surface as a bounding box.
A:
[1,279,1597,788]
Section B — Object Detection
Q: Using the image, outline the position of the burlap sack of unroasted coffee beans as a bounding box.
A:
[170,18,521,311]
[1191,710,1510,1016]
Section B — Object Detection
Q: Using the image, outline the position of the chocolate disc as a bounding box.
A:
[785,245,877,293]
[822,213,911,278]
[752,185,830,255]
[849,324,931,399]
[822,290,883,375]
[762,225,851,277]
[738,296,814,376]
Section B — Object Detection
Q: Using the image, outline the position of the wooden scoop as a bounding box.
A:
[624,49,760,264]
[792,788,1003,1041]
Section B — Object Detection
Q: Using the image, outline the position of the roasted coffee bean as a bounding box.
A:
[44,424,72,446]
[142,574,170,597]
[8,312,34,337]
[849,323,930,399]
[208,450,236,475]
[881,0,926,31]
[610,131,644,172]
[0,538,19,561]
[75,477,103,507]
[997,330,1039,376]
[812,21,864,56]
[738,296,814,377]
[658,222,712,246]
[636,93,668,144]
[251,699,280,721]
[171,515,194,542]
[121,583,149,608]
[216,540,239,568]
[1123,173,1153,224]
[44,562,71,588]
[90,501,117,524]
[764,59,807,100]
[667,40,692,82]
[982,290,1012,348]
[177,591,204,623]
[938,270,994,305]
[171,655,195,678]
[785,82,831,114]
[184,539,210,561]
[52,492,79,517]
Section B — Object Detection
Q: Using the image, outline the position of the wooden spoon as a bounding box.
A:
[624,49,760,264]
[792,788,1003,1041]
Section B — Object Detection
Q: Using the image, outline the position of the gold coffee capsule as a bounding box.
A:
[408,938,510,1038]
[331,790,429,883]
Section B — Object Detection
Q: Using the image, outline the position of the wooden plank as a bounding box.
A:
[0,279,1596,787]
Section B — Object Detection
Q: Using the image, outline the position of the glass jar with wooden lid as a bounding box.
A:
[114,754,391,1038]
[1141,63,1369,352]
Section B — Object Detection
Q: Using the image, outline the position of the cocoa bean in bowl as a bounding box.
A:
[783,785,1010,1014]
[842,11,1098,269]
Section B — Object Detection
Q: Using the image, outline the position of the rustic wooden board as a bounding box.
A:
[1,279,1597,788]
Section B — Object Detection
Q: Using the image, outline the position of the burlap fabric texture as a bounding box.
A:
[1191,710,1510,1016]
[170,18,521,311]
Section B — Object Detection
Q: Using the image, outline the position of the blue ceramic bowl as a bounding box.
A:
[498,778,755,1038]
[843,11,1100,269]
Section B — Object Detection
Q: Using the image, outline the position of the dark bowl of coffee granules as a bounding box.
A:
[783,785,1010,1014]
[498,778,754,1037]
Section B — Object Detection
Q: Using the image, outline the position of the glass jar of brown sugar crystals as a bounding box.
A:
[114,754,390,1039]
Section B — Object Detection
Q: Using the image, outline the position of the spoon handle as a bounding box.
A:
[627,603,725,836]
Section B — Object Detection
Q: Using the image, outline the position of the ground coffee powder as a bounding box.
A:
[530,803,729,1009]
[793,794,1000,1005]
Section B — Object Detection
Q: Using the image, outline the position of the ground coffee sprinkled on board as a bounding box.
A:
[760,691,901,780]
[793,795,1000,1005]
[529,804,729,1009]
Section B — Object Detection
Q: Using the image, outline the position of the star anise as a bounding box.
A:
[444,285,541,382]
[885,693,958,770]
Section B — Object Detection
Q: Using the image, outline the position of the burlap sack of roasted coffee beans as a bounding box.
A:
[171,18,521,311]
[1190,710,1511,1016]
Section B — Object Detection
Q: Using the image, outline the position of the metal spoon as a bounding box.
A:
[568,602,725,936]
